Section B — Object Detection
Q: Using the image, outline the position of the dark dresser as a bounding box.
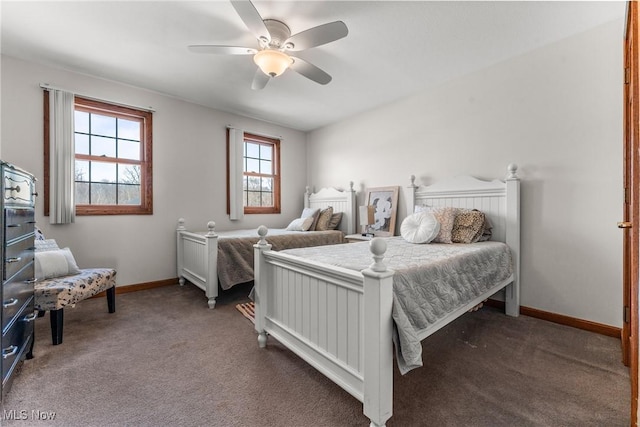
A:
[1,162,36,400]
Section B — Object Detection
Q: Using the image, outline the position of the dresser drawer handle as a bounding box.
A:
[6,224,20,228]
[24,312,38,322]
[3,298,18,308]
[2,346,18,359]
[6,257,21,264]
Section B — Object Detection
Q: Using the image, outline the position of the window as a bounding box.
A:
[44,94,153,215]
[228,131,281,214]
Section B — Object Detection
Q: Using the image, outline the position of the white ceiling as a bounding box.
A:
[1,1,627,132]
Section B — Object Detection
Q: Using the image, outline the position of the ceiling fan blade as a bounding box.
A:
[289,57,332,85]
[188,45,257,55]
[284,21,348,51]
[230,0,270,42]
[251,68,271,90]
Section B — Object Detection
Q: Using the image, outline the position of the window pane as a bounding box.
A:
[118,165,141,184]
[247,176,260,191]
[260,144,272,160]
[260,160,272,174]
[75,160,89,182]
[75,133,89,155]
[245,142,259,158]
[246,158,260,173]
[91,182,117,204]
[264,177,274,191]
[91,161,116,183]
[118,139,140,160]
[75,111,89,133]
[118,183,140,205]
[246,191,261,207]
[91,114,116,137]
[261,192,273,207]
[75,182,89,204]
[91,135,116,157]
[237,133,279,213]
[118,118,140,141]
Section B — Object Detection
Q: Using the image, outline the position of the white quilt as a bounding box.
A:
[281,237,514,374]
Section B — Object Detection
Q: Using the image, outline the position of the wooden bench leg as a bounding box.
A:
[107,286,116,313]
[26,328,34,360]
[50,309,64,345]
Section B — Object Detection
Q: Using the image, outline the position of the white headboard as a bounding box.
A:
[407,164,520,314]
[304,182,357,235]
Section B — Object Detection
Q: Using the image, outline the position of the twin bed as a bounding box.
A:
[176,183,357,308]
[176,166,520,426]
[251,165,520,426]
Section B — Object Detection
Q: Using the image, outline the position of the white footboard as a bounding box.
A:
[176,219,218,309]
[254,226,395,427]
[253,166,520,426]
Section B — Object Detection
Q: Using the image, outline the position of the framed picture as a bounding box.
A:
[364,186,399,236]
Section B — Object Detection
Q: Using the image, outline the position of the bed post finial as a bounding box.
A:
[206,221,216,237]
[369,238,388,272]
[257,225,269,246]
[177,218,186,231]
[349,181,354,192]
[410,175,416,188]
[507,164,518,180]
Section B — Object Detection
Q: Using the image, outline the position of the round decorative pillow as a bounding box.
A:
[400,211,440,244]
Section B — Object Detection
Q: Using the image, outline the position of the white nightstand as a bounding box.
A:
[344,234,373,243]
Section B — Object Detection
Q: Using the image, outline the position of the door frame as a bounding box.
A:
[624,2,639,425]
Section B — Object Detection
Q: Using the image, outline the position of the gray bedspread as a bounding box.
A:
[281,237,513,374]
[214,229,344,290]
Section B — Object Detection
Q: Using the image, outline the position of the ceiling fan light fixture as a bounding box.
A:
[254,49,293,77]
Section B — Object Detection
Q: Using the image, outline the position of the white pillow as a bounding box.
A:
[300,207,319,219]
[285,216,314,231]
[400,211,440,244]
[35,247,81,280]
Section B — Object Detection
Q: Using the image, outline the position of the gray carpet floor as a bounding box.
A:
[1,282,630,426]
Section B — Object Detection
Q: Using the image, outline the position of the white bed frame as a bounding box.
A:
[176,183,357,308]
[252,165,520,426]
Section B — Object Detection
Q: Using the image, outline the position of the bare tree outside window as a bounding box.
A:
[228,131,280,215]
[44,94,153,216]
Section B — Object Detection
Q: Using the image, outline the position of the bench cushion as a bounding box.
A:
[35,268,116,311]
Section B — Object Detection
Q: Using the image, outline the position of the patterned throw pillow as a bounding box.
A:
[326,212,343,230]
[414,206,456,243]
[477,215,493,242]
[451,209,485,243]
[35,239,60,252]
[315,206,334,231]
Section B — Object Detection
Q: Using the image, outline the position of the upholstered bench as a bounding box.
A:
[35,268,116,345]
[33,238,116,345]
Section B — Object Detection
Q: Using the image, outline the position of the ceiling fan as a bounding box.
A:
[188,0,348,90]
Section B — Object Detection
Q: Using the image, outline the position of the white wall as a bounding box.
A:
[307,20,624,327]
[0,55,307,288]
